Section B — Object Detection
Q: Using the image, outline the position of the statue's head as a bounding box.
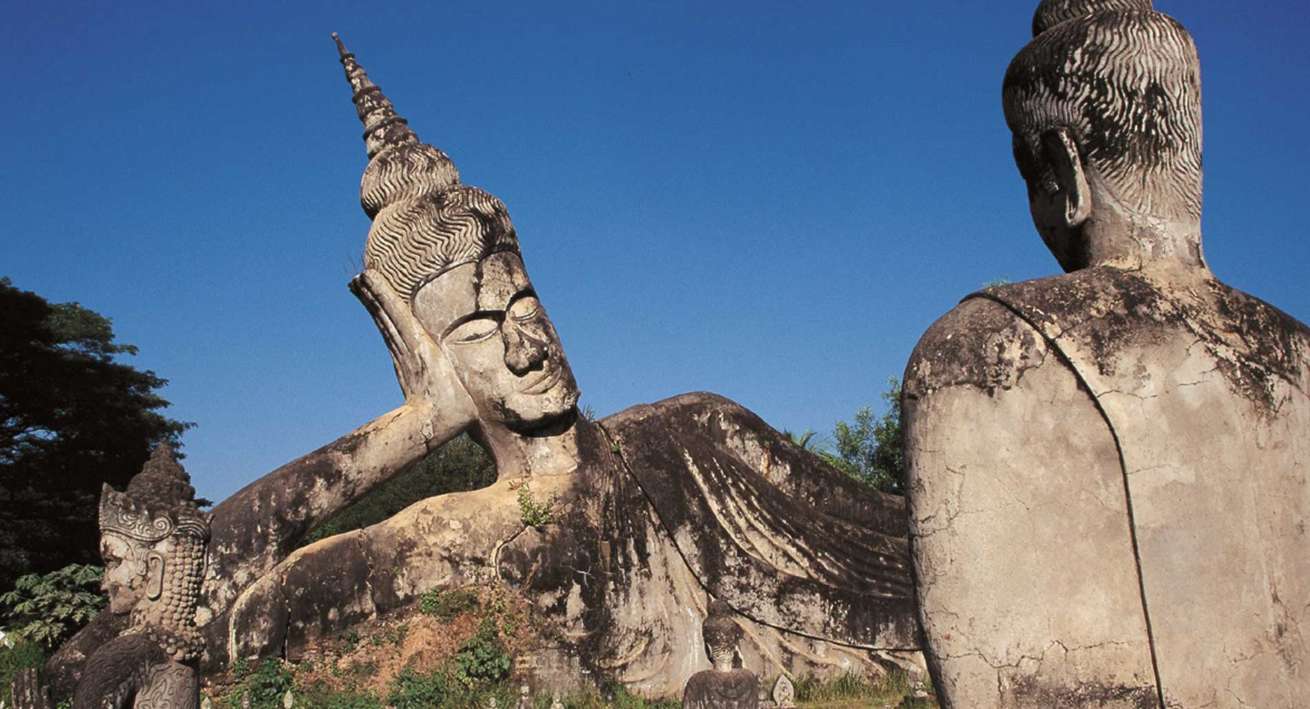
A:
[1004,0,1203,271]
[98,445,209,659]
[334,35,580,433]
[701,599,743,672]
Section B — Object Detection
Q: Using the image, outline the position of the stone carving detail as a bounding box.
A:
[682,600,759,709]
[905,1,1310,707]
[72,445,207,708]
[770,675,795,708]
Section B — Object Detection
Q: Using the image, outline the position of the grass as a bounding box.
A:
[793,670,936,708]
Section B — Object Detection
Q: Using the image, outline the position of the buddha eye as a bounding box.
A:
[447,317,499,344]
[508,296,541,322]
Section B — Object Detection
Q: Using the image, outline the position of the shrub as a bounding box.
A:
[454,618,511,687]
[297,679,383,709]
[517,485,556,528]
[223,658,294,709]
[0,564,105,649]
[387,666,455,708]
[418,588,479,621]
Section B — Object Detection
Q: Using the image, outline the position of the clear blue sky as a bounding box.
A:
[4,1,1307,503]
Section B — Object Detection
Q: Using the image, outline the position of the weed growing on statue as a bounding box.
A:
[517,484,557,528]
[0,564,105,649]
[419,587,480,621]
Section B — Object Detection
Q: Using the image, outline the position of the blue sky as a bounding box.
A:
[4,1,1308,503]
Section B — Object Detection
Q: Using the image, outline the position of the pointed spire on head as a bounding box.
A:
[331,32,420,159]
[332,36,518,302]
[126,442,199,513]
[101,442,208,543]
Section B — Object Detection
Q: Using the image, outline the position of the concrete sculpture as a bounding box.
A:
[904,2,1310,707]
[681,600,759,709]
[70,445,209,708]
[49,36,918,699]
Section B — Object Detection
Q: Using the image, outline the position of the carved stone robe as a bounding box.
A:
[72,634,198,709]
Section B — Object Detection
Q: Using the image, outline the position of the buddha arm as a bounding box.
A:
[202,270,478,614]
[202,399,459,614]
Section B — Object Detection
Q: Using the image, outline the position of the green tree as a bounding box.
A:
[0,278,190,591]
[829,378,905,494]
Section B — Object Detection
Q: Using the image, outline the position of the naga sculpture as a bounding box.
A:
[904,1,1310,707]
[49,36,918,699]
[70,445,209,708]
[681,600,759,709]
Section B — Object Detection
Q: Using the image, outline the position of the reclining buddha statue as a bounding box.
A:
[48,35,917,699]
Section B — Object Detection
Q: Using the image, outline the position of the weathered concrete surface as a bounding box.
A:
[229,400,920,698]
[906,297,1159,707]
[984,267,1310,708]
[908,270,1310,708]
[603,393,916,651]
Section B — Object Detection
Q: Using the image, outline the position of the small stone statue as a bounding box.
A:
[682,600,759,709]
[770,676,795,708]
[73,445,210,708]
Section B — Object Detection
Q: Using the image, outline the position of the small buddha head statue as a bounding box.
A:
[701,599,743,673]
[333,34,580,435]
[98,444,210,661]
[1003,0,1205,271]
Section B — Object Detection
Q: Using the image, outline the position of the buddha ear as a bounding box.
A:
[145,552,165,600]
[1041,128,1092,228]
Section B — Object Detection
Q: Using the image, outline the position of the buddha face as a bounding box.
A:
[100,534,151,615]
[412,251,579,431]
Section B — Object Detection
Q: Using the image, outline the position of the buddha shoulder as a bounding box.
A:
[905,296,1051,398]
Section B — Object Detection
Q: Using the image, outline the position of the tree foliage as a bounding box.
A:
[0,564,105,649]
[819,378,906,495]
[0,278,190,590]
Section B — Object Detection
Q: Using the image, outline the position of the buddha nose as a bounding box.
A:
[502,321,548,375]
